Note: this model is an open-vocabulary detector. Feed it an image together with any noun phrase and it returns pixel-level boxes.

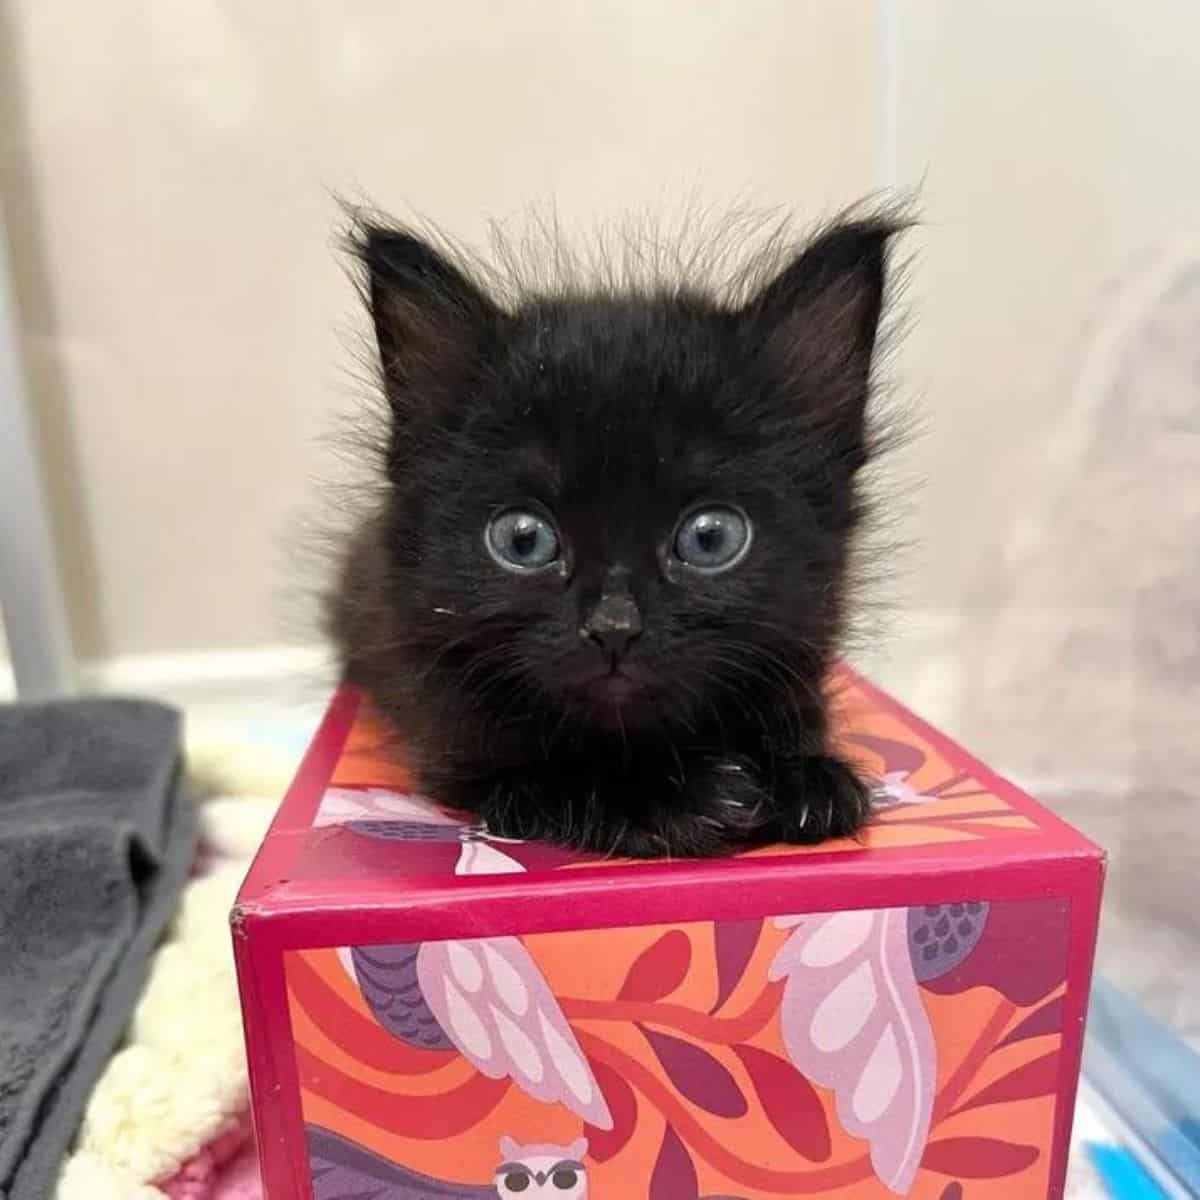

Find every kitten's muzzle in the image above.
[579,591,643,659]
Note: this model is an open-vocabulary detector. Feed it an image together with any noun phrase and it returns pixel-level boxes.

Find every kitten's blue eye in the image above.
[673,505,751,572]
[486,509,561,572]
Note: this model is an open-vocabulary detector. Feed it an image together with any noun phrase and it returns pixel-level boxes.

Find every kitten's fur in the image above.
[329,209,904,857]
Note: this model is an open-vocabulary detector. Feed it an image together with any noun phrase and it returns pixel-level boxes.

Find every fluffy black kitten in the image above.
[329,210,904,857]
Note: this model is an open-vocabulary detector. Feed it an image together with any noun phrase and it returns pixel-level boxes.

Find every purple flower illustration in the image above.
[907,903,990,982]
[916,896,1069,1005]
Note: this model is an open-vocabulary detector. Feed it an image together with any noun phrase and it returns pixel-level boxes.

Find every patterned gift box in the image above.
[232,669,1103,1200]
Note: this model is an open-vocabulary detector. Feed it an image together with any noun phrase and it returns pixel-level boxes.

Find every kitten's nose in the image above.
[580,591,643,659]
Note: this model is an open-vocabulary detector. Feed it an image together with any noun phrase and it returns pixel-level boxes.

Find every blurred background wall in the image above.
[0,0,873,666]
[4,0,1194,711]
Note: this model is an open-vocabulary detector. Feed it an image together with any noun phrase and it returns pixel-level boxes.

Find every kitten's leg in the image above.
[460,751,870,857]
[768,752,873,844]
[666,751,872,851]
[466,771,564,845]
[465,769,658,854]
[467,758,774,858]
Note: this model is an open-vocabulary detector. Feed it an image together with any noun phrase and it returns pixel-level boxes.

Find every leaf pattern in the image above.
[642,1028,748,1117]
[732,1044,831,1162]
[585,1056,639,1162]
[619,930,691,1002]
[711,919,762,1013]
[921,1137,1040,1178]
[846,733,927,776]
[998,995,1063,1048]
[296,868,1072,1200]
[953,1051,1060,1115]
[651,1125,699,1200]
[770,908,936,1195]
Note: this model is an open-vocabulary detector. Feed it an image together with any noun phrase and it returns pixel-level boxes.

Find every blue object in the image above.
[1085,978,1200,1194]
[1087,1142,1168,1199]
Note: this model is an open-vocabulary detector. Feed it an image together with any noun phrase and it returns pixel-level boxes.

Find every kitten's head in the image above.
[335,211,903,745]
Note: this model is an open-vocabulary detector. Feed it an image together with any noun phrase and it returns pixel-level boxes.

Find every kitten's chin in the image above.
[566,671,662,728]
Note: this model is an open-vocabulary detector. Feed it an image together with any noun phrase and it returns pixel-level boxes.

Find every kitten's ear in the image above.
[358,224,499,415]
[742,215,904,464]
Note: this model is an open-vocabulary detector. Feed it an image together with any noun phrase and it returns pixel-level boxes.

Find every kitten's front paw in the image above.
[773,753,872,844]
[656,754,774,858]
[468,775,557,844]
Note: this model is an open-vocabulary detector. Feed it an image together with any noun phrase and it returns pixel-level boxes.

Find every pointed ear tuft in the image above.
[351,221,500,418]
[743,212,908,465]
[752,216,902,358]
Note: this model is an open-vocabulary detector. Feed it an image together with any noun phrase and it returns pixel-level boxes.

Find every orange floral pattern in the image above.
[287,895,1069,1199]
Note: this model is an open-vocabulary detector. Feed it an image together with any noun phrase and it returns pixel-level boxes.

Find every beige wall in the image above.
[885,1,1200,1038]
[882,0,1200,760]
[4,0,1199,748]
[1,0,874,662]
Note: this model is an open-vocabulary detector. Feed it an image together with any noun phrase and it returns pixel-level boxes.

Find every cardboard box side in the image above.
[280,857,1106,1200]
[231,673,1107,1199]
[1046,853,1106,1199]
[252,840,1105,951]
[232,903,313,1200]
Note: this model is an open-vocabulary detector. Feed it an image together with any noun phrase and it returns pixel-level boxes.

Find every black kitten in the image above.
[329,209,904,857]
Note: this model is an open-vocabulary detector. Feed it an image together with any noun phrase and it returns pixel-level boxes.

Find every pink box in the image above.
[233,668,1103,1200]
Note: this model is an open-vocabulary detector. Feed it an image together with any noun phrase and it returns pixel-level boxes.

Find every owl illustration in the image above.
[326,787,612,1130]
[307,1126,591,1199]
[494,1137,589,1198]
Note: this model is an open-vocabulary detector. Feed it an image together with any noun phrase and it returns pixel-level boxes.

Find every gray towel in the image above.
[0,698,196,1200]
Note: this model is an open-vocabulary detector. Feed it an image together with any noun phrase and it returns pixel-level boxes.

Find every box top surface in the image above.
[238,667,1101,924]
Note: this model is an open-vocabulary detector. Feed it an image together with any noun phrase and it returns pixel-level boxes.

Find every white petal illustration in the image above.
[455,840,527,876]
[417,936,612,1130]
[770,907,936,1195]
[314,786,461,828]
